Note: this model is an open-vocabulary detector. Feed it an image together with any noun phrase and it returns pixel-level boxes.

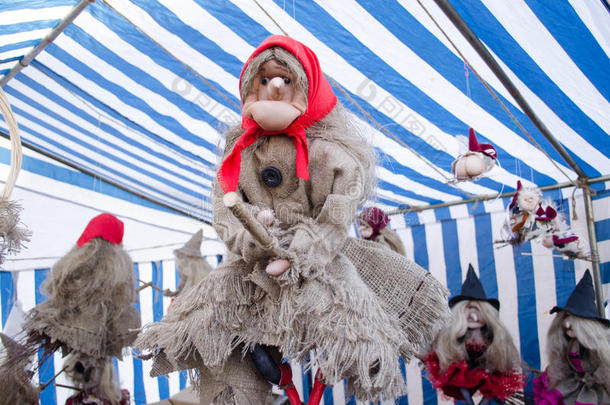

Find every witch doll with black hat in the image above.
[533,270,610,405]
[423,265,525,404]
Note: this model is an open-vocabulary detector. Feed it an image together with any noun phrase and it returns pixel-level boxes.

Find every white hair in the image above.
[433,300,521,373]
[546,311,610,392]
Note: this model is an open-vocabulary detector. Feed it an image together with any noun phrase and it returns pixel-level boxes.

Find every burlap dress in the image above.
[24,239,140,359]
[137,108,449,403]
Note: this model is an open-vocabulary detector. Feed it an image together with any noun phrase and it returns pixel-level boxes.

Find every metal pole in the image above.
[0,0,95,87]
[430,0,587,179]
[583,186,605,316]
[388,175,610,215]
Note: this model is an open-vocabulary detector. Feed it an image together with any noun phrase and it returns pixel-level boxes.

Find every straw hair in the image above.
[240,46,308,104]
[24,237,139,358]
[546,311,610,392]
[433,300,521,373]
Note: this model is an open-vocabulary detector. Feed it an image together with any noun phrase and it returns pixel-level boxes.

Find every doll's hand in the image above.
[266,258,291,276]
[256,209,275,227]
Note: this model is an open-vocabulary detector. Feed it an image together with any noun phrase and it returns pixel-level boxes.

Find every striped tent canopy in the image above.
[1,0,609,221]
[1,1,610,405]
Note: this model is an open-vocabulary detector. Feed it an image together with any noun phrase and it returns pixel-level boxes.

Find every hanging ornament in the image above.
[497,181,543,245]
[451,128,497,182]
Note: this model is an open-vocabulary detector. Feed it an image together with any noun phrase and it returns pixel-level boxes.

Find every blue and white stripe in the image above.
[1,0,608,219]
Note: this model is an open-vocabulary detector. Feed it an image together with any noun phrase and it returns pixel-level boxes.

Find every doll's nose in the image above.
[268,77,285,99]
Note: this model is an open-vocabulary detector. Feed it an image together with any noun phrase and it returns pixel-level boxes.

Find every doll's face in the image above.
[517,189,540,212]
[562,316,577,339]
[358,221,373,238]
[255,60,298,103]
[465,302,485,329]
[242,59,308,131]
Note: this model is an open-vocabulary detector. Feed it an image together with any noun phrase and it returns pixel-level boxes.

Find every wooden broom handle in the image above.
[223,192,283,257]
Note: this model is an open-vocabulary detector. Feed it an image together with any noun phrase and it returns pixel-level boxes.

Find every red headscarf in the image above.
[217,35,337,193]
[77,213,124,247]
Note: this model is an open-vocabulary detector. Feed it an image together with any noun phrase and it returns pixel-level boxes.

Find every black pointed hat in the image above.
[448,264,500,311]
[550,270,609,327]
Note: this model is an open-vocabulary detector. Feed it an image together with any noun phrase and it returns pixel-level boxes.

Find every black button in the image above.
[261,166,282,187]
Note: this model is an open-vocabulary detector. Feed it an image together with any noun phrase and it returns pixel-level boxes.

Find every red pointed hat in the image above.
[509,180,522,210]
[468,128,497,159]
[360,207,389,240]
[217,35,338,193]
[77,213,124,247]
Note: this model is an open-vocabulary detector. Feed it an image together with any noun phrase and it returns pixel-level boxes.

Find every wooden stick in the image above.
[39,365,67,391]
[520,252,565,258]
[223,192,283,257]
[55,383,84,392]
[136,279,164,294]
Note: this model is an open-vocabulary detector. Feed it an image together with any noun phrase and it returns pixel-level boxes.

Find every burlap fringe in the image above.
[341,237,451,357]
[0,333,39,405]
[137,239,450,402]
[0,199,30,265]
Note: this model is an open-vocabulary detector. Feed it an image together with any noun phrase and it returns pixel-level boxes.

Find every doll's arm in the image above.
[282,139,369,279]
[212,180,270,264]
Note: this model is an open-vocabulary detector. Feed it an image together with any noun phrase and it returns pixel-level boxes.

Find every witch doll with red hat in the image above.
[451,128,497,182]
[533,270,610,405]
[136,35,449,405]
[23,213,140,360]
[497,181,544,246]
[358,206,406,255]
[423,265,525,404]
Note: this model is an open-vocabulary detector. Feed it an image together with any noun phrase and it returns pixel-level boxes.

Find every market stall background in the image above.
[1,0,609,404]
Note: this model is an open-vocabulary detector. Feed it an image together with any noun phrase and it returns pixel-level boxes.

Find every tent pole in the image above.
[0,0,95,88]
[583,186,605,316]
[388,175,610,215]
[430,0,587,179]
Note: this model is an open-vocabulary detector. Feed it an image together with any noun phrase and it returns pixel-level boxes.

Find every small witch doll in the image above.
[163,229,212,297]
[533,270,610,405]
[23,213,140,359]
[500,181,543,245]
[451,128,497,182]
[424,265,525,404]
[63,354,130,405]
[137,35,448,405]
[358,207,406,255]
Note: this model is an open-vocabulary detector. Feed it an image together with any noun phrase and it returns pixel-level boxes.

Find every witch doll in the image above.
[451,128,497,182]
[358,206,406,255]
[23,213,140,359]
[424,265,525,404]
[533,270,610,405]
[163,229,212,297]
[136,35,449,405]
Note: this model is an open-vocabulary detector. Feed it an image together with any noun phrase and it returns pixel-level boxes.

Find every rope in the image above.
[0,87,23,200]
[415,0,579,189]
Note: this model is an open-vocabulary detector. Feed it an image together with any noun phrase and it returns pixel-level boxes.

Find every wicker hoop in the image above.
[0,87,22,200]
